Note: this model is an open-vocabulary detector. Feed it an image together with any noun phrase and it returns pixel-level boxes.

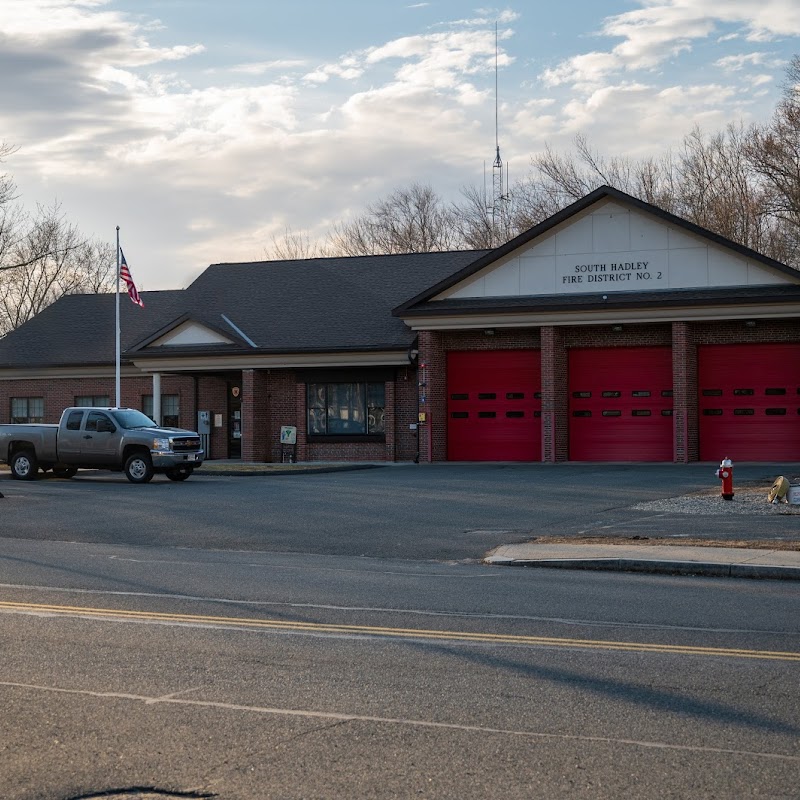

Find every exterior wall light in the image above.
[745,320,757,328]
[611,325,623,332]
[484,328,495,335]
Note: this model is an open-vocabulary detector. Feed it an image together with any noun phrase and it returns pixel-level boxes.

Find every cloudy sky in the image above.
[3,0,800,290]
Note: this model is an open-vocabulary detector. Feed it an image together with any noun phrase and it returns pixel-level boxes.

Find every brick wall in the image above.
[196,376,229,459]
[0,374,195,427]
[395,365,419,462]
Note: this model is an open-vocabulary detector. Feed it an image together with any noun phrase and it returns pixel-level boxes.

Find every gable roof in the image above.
[0,249,487,370]
[393,185,800,317]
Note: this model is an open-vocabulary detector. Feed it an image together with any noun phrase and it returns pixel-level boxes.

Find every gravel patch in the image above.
[632,481,800,516]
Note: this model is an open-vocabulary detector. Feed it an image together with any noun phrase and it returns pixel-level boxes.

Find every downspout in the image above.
[409,338,420,464]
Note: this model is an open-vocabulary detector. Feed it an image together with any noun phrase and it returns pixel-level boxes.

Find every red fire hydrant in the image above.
[715,457,734,500]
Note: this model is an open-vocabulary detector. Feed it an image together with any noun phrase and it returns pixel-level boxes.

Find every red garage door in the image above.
[699,344,800,462]
[569,347,673,461]
[447,350,541,461]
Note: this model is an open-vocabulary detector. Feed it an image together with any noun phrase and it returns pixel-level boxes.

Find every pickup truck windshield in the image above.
[110,409,158,429]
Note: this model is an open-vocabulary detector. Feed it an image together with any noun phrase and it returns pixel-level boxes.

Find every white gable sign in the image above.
[443,201,795,300]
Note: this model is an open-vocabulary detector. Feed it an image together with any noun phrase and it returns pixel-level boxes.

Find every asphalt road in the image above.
[2,463,799,560]
[1,465,798,799]
[0,538,798,799]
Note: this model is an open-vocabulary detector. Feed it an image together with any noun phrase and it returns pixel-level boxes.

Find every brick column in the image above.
[384,380,396,461]
[295,382,308,462]
[672,322,697,463]
[418,330,446,462]
[241,369,270,462]
[540,326,569,462]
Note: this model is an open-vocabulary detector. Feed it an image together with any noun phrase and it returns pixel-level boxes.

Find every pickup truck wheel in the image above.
[165,467,193,481]
[124,452,154,484]
[53,467,78,479]
[11,450,38,481]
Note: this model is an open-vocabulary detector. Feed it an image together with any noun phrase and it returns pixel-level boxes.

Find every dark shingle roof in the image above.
[0,250,487,368]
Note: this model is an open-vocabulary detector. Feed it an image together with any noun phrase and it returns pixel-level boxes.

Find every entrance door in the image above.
[699,343,800,461]
[228,382,242,459]
[569,347,673,461]
[447,350,541,461]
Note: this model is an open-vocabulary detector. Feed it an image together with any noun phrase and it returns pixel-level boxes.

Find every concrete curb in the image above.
[483,556,800,580]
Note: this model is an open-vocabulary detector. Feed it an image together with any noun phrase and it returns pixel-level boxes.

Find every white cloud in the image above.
[230,59,308,75]
[543,1,800,87]
[2,0,799,290]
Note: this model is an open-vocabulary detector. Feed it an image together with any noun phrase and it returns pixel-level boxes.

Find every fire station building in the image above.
[1,186,799,463]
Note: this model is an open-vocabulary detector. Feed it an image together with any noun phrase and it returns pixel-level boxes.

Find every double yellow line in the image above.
[1,600,798,662]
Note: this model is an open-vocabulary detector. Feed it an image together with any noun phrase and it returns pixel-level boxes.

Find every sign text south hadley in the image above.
[562,261,663,285]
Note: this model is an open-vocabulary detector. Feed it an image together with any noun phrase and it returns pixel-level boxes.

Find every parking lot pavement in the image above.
[1,462,798,562]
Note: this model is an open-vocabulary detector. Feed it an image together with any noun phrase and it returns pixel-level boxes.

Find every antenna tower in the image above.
[489,21,511,244]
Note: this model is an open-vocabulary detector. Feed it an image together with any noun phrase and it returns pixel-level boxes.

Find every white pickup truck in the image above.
[0,407,204,483]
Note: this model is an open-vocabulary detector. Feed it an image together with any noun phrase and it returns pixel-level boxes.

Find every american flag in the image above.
[119,248,144,308]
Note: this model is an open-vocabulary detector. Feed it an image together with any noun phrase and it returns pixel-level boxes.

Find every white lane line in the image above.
[0,582,797,637]
[1,679,797,763]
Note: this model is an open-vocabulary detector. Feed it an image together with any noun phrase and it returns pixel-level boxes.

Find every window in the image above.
[10,397,44,424]
[85,411,112,432]
[66,410,84,430]
[307,382,385,436]
[75,395,110,407]
[142,394,180,427]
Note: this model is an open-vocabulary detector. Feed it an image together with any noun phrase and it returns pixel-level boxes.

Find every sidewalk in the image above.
[484,542,800,580]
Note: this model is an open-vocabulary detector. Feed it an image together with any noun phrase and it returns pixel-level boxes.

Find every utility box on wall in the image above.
[198,410,212,459]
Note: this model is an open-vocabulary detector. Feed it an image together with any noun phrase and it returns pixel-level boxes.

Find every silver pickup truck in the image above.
[0,407,204,483]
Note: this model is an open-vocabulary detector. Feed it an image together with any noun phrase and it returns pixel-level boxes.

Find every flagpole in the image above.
[115,225,120,408]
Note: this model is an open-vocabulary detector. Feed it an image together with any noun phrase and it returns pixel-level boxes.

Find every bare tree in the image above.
[0,202,115,335]
[451,184,496,249]
[327,183,461,255]
[0,144,116,334]
[744,55,800,258]
[264,226,329,261]
[513,124,796,264]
